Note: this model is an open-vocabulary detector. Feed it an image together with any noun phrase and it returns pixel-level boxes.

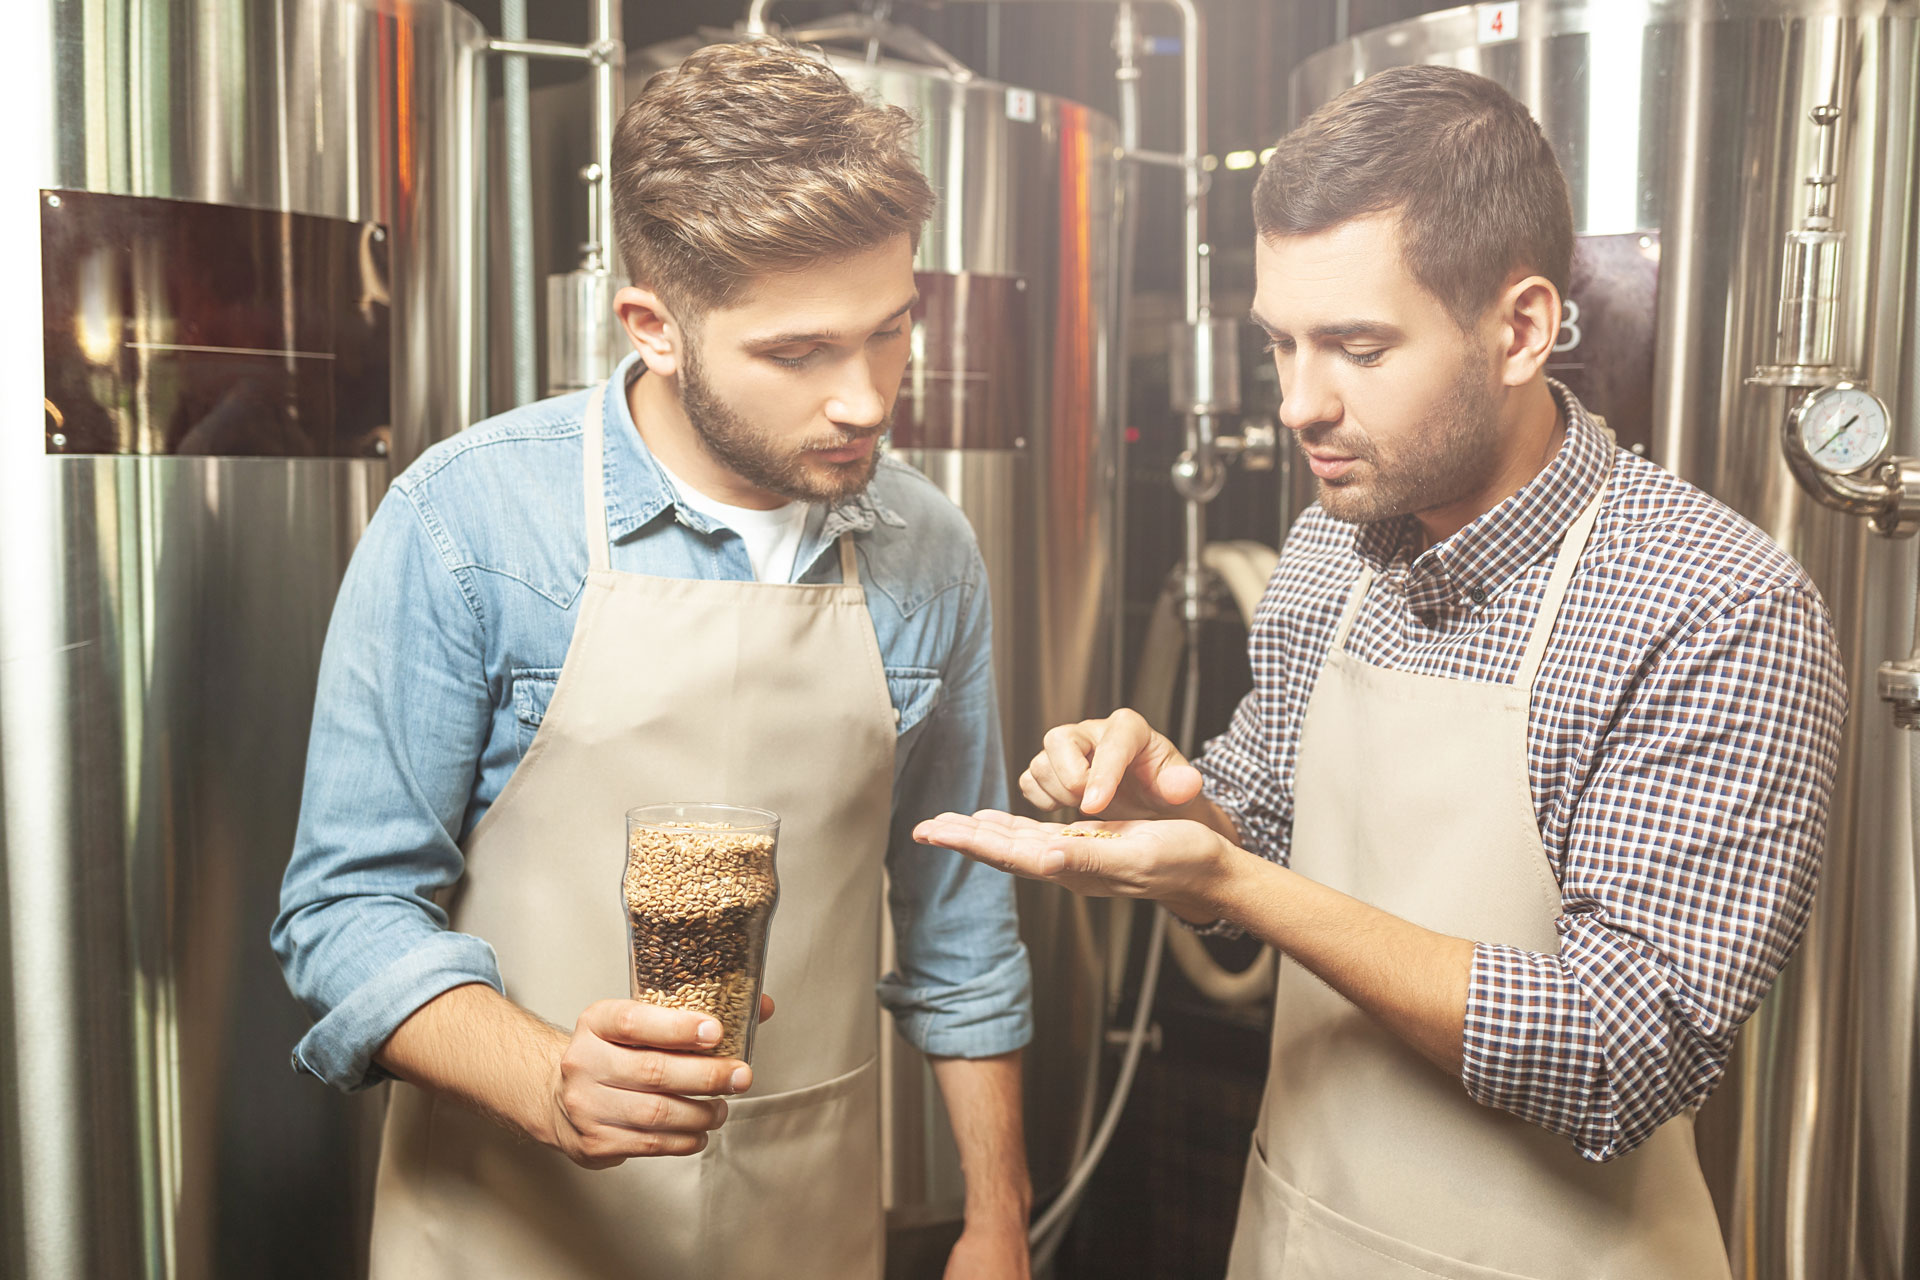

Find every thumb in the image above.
[1135,736,1204,807]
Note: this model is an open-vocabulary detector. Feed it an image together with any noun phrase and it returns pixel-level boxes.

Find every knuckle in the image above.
[636,1053,668,1090]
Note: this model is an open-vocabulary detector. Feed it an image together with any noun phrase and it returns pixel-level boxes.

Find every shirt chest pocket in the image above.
[510,667,563,757]
[885,668,943,739]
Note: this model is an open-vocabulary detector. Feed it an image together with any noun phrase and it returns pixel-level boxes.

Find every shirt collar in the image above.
[597,352,907,545]
[1350,380,1611,615]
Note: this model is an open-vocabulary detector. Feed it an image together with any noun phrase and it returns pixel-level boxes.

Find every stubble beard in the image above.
[1307,350,1504,526]
[678,343,884,504]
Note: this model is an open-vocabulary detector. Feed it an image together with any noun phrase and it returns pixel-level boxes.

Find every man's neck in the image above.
[1414,379,1564,549]
[627,370,787,511]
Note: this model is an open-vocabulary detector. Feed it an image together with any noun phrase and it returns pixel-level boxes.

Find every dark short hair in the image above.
[611,38,935,315]
[1254,65,1573,325]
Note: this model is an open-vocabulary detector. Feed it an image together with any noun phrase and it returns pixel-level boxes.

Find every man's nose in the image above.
[826,354,888,429]
[1277,356,1341,434]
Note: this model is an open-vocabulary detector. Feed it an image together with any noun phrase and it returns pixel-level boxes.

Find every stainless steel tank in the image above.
[1293,4,1919,1276]
[517,36,1124,1252]
[2,2,486,1277]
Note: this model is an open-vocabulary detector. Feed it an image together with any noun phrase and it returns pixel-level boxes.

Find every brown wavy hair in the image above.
[611,39,935,316]
[1254,65,1572,326]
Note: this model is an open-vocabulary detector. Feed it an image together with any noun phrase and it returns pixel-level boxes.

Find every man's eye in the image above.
[767,349,817,368]
[873,325,907,342]
[1344,348,1385,366]
[1262,337,1294,356]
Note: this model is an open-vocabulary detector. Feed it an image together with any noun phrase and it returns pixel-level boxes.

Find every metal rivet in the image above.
[45,193,61,208]
[50,432,67,448]
[371,226,386,242]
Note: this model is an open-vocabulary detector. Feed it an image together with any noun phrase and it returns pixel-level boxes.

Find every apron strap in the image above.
[582,377,613,573]
[1513,464,1611,692]
[1330,567,1376,651]
[838,533,860,585]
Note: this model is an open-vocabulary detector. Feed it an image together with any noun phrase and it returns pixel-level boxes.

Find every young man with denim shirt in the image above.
[275,40,1032,1280]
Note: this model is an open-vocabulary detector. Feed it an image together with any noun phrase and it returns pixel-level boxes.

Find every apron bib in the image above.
[367,379,896,1280]
[1226,456,1732,1279]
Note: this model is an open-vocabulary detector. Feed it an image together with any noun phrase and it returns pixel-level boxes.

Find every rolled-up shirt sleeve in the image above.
[1461,582,1845,1160]
[880,553,1033,1059]
[271,486,502,1092]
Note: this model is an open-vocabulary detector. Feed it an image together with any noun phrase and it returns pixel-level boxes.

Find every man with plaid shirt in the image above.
[915,66,1842,1277]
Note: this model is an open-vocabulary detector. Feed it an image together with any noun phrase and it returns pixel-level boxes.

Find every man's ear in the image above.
[615,285,689,378]
[1492,274,1561,388]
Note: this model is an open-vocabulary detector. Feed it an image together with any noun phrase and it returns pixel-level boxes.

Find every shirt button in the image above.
[1468,586,1488,606]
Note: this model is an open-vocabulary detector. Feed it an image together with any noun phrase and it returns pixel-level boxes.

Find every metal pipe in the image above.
[587,0,622,276]
[501,0,537,408]
[485,36,595,62]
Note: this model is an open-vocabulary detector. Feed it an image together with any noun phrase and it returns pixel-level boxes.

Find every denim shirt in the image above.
[274,356,1032,1091]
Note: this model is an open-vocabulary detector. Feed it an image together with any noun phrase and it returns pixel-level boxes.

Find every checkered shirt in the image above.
[1194,383,1847,1162]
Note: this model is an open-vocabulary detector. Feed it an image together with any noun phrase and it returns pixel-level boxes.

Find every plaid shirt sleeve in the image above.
[1461,581,1846,1161]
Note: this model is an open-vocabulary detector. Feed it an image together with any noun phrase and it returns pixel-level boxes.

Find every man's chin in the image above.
[795,452,881,502]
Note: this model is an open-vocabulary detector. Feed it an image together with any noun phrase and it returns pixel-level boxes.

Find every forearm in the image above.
[1208,851,1473,1075]
[374,981,567,1145]
[929,1050,1031,1228]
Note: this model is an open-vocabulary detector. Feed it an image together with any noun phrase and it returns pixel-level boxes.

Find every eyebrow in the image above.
[1248,309,1403,343]
[747,294,919,348]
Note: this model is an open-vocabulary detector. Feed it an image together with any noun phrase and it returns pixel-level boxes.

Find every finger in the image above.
[759,993,775,1024]
[914,817,1055,879]
[592,1087,731,1135]
[1024,752,1077,811]
[1083,711,1154,814]
[969,810,1063,838]
[1040,724,1096,804]
[583,1041,750,1097]
[583,999,726,1052]
[1018,768,1057,811]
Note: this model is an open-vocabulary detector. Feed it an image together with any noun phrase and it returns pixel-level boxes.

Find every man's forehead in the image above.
[705,240,918,340]
[1253,217,1433,330]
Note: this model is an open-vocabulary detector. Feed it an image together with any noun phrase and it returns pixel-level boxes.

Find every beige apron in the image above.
[367,379,896,1280]
[1225,462,1733,1279]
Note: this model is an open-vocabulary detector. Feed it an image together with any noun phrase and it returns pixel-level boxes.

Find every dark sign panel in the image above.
[41,189,391,457]
[1547,232,1661,459]
[891,271,1032,451]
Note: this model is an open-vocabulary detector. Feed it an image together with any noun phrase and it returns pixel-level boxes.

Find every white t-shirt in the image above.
[651,453,811,584]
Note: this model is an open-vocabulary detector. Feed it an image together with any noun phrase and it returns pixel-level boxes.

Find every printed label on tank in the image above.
[1477,3,1519,43]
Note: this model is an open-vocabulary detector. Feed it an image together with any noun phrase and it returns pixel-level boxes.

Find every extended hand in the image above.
[549,994,774,1169]
[913,810,1230,923]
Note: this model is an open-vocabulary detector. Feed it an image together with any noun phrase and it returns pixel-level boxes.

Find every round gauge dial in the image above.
[1795,383,1892,475]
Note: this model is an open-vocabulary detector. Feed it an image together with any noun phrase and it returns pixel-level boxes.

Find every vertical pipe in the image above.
[501,0,536,407]
[588,0,620,275]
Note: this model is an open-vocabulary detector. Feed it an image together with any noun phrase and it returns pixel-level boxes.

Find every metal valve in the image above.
[1213,418,1278,471]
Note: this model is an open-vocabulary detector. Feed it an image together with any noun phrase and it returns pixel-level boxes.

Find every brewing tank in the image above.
[519,37,1124,1246]
[2,1,487,1276]
[1292,4,1920,1276]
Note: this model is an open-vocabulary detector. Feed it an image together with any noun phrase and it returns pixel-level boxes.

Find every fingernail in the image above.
[730,1067,751,1093]
[698,1020,722,1044]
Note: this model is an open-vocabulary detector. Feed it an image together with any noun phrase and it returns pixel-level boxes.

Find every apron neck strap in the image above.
[582,377,613,573]
[1513,458,1612,690]
[838,533,859,585]
[1330,566,1376,651]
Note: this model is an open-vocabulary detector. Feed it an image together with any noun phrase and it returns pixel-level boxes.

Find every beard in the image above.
[1302,348,1503,526]
[678,343,885,504]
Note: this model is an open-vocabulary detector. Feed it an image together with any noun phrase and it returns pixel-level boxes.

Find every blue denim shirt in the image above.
[274,357,1032,1091]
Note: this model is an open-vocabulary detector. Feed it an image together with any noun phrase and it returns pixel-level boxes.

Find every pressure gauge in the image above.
[1792,382,1892,476]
